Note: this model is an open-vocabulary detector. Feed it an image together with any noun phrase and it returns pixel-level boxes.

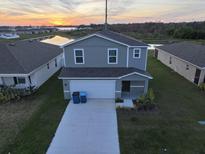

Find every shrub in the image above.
[0,86,31,104]
[199,83,205,91]
[138,88,155,105]
[138,95,146,104]
[136,88,156,111]
[147,88,155,104]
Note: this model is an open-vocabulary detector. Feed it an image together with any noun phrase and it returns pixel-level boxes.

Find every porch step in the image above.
[116,99,134,108]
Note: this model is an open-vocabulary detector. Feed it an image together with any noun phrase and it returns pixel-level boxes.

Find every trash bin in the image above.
[80,92,87,103]
[72,92,80,104]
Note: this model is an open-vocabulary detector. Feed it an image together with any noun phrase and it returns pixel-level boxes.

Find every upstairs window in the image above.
[108,48,118,64]
[74,49,84,64]
[133,48,141,59]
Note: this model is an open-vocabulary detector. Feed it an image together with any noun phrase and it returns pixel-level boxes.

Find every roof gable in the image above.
[63,30,148,48]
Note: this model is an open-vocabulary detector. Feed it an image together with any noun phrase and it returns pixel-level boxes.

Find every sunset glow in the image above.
[0,0,205,26]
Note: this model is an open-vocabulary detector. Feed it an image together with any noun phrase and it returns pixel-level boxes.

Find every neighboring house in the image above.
[41,35,74,47]
[59,30,152,100]
[155,42,205,85]
[0,40,63,89]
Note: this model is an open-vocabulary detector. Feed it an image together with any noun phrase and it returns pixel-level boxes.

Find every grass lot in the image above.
[1,72,67,154]
[118,55,205,154]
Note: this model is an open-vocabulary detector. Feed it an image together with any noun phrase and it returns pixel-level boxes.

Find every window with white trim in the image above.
[74,49,84,64]
[108,48,118,64]
[133,48,141,58]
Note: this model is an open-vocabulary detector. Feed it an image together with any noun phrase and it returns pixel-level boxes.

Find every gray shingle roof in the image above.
[157,42,205,68]
[59,67,152,79]
[0,40,62,74]
[96,30,148,47]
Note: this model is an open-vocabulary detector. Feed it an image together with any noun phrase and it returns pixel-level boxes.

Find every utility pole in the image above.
[105,0,108,30]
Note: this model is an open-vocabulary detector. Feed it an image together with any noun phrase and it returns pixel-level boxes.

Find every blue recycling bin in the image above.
[72,92,80,104]
[80,92,87,103]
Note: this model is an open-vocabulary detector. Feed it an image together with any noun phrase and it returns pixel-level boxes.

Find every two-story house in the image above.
[59,30,152,99]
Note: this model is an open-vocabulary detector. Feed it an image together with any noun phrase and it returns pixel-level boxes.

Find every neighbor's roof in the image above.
[0,40,62,74]
[157,42,205,68]
[59,67,152,79]
[41,35,74,46]
[63,30,148,47]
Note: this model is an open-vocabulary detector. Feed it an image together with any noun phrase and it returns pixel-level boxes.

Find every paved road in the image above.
[47,99,120,154]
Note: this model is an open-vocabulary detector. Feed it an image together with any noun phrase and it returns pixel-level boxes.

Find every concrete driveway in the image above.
[47,99,120,154]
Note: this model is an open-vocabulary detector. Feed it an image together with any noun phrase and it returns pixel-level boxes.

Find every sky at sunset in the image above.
[0,0,205,26]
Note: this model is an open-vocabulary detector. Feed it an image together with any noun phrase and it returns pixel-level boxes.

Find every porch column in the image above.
[115,80,122,98]
[144,80,149,94]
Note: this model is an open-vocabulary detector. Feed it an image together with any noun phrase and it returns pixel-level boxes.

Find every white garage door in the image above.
[70,80,115,98]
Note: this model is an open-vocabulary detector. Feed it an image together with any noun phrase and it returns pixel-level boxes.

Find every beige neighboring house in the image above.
[155,42,205,85]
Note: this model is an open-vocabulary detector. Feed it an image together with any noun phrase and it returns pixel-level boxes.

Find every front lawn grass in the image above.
[118,55,205,154]
[2,72,67,154]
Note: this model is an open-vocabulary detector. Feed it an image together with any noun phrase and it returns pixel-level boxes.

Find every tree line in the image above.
[86,21,205,40]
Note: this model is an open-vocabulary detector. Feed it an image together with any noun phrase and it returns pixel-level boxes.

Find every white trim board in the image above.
[126,47,129,67]
[130,85,144,88]
[119,72,153,79]
[58,77,117,80]
[58,72,153,80]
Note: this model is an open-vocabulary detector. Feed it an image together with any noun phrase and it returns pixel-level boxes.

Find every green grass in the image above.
[2,72,67,154]
[117,55,205,154]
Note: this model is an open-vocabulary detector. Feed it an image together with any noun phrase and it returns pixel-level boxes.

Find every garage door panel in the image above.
[70,80,115,98]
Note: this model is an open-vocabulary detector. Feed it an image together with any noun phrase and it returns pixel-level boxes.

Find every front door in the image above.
[194,69,201,84]
[122,81,130,92]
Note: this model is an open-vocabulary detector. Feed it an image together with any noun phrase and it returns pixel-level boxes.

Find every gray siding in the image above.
[128,47,148,70]
[62,74,149,100]
[64,36,147,70]
[64,36,127,68]
[115,74,149,99]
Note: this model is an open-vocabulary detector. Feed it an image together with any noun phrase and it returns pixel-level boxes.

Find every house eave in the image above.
[62,33,149,48]
[58,72,153,80]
